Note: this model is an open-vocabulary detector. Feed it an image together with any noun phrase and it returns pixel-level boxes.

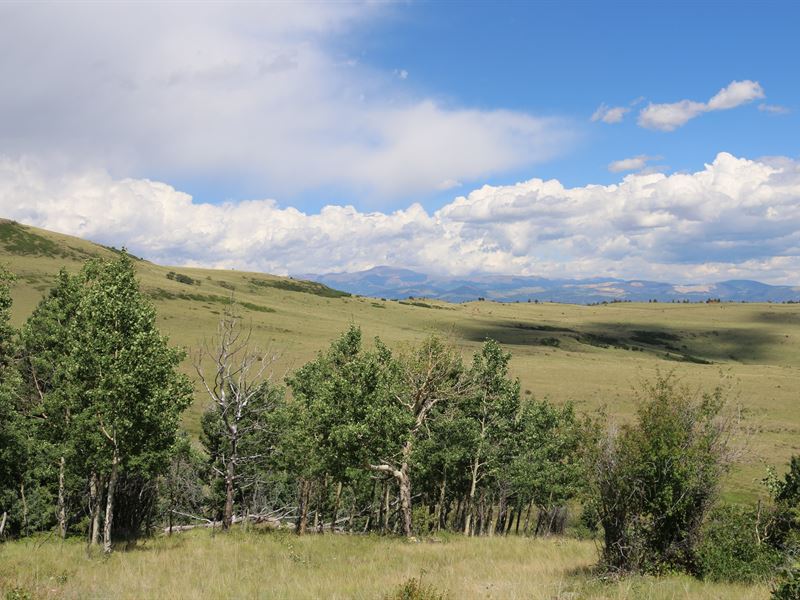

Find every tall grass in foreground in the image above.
[0,531,768,599]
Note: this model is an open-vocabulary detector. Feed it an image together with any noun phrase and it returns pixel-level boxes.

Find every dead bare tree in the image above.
[195,304,279,531]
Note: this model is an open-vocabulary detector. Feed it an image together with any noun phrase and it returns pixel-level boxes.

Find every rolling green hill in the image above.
[2,219,798,500]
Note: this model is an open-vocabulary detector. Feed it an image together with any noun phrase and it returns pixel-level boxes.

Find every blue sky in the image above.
[354,1,799,206]
[168,1,800,210]
[1,1,800,283]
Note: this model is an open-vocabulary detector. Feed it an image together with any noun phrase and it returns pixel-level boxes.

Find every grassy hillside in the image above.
[2,219,799,500]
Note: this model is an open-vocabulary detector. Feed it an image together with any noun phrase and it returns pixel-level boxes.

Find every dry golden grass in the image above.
[0,530,769,599]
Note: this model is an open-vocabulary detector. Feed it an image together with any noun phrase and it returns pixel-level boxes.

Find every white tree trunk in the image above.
[57,455,67,539]
[103,451,119,554]
[89,472,101,546]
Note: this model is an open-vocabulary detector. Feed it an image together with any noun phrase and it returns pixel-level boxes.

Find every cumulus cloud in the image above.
[608,155,660,173]
[0,2,572,204]
[638,80,765,131]
[3,153,800,284]
[591,103,630,124]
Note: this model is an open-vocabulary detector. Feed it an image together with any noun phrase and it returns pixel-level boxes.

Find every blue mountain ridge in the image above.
[299,266,800,304]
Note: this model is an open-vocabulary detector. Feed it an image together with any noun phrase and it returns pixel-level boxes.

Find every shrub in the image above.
[772,563,800,600]
[586,372,736,575]
[384,577,447,600]
[697,505,783,583]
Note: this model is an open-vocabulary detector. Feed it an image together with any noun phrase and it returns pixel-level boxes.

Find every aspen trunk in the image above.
[103,451,119,554]
[477,491,486,536]
[57,455,67,539]
[364,480,377,533]
[0,511,7,537]
[398,466,412,537]
[223,457,235,530]
[523,500,533,535]
[316,476,328,533]
[435,474,447,532]
[331,481,343,531]
[20,482,28,535]
[296,478,310,535]
[493,491,507,537]
[89,472,101,546]
[396,440,414,537]
[464,452,480,535]
[381,481,390,533]
[505,504,515,535]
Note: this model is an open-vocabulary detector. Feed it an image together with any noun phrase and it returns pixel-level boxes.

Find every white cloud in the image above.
[608,155,660,173]
[4,152,800,284]
[759,103,790,115]
[591,103,630,124]
[0,3,573,204]
[706,80,764,110]
[638,80,765,131]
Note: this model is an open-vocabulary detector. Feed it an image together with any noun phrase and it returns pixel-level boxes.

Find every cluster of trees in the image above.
[0,256,192,552]
[0,254,583,551]
[1,253,798,592]
[195,315,583,540]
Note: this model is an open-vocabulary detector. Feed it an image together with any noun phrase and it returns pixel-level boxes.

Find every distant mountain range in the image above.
[301,266,800,304]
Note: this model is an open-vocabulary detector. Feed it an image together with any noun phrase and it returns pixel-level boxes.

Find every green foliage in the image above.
[0,221,63,257]
[506,399,583,512]
[776,457,800,507]
[4,587,33,600]
[147,289,275,313]
[384,577,448,600]
[587,372,733,575]
[697,505,783,583]
[772,562,800,600]
[7,255,192,544]
[0,265,26,536]
[75,254,193,476]
[249,276,350,298]
[200,378,284,517]
[287,326,401,480]
[769,456,800,570]
[166,271,197,286]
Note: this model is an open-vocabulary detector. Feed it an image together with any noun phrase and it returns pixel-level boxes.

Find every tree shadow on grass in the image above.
[454,319,780,365]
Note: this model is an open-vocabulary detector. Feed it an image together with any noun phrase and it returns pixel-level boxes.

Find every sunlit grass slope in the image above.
[0,530,769,600]
[2,219,799,499]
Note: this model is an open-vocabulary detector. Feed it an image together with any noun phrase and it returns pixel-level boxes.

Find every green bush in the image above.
[697,505,783,583]
[384,577,447,600]
[772,563,800,600]
[586,373,735,575]
[4,588,33,600]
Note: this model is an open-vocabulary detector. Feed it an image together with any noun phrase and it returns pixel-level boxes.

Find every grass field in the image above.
[0,529,770,599]
[3,219,799,501]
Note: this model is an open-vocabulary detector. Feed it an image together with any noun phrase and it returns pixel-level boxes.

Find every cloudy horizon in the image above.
[5,151,800,286]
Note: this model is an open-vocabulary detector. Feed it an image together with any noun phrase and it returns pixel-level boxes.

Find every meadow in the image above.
[0,529,769,600]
